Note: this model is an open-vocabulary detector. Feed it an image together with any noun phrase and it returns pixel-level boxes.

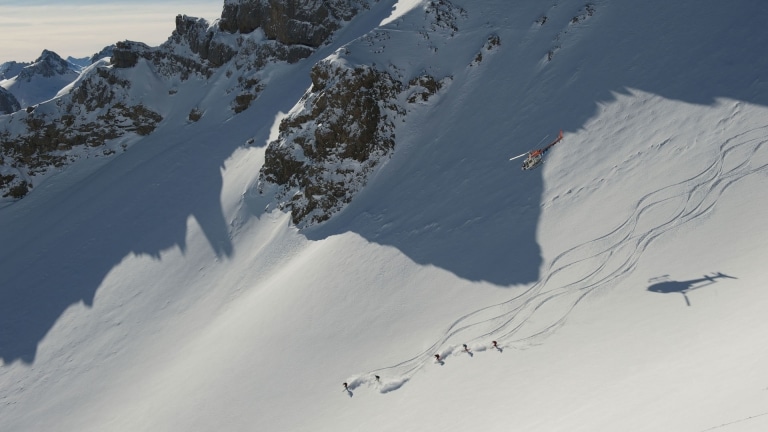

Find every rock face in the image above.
[0,61,164,199]
[90,45,115,64]
[0,87,21,114]
[0,61,30,80]
[259,62,402,226]
[259,60,446,227]
[174,0,369,69]
[219,0,363,46]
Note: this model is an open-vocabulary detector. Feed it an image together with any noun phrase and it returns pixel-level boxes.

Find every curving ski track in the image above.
[348,126,768,392]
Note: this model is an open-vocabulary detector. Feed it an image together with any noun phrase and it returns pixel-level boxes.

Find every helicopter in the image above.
[510,130,564,170]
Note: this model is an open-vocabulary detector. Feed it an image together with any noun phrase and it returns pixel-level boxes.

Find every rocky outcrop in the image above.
[254,0,473,227]
[111,41,150,69]
[111,0,369,75]
[110,39,216,81]
[259,63,402,226]
[259,61,446,226]
[175,0,366,70]
[219,0,364,46]
[0,65,163,199]
[173,15,237,67]
[16,50,72,80]
[0,87,21,114]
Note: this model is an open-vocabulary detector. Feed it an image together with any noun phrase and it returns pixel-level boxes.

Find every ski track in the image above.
[348,126,768,393]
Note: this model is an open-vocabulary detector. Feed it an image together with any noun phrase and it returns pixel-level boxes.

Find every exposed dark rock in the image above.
[0,62,163,199]
[1,0,376,200]
[231,76,264,113]
[424,0,468,35]
[90,45,116,64]
[3,180,29,199]
[260,62,404,225]
[0,87,21,114]
[174,15,237,67]
[188,108,203,122]
[220,0,364,47]
[111,37,215,80]
[71,68,130,111]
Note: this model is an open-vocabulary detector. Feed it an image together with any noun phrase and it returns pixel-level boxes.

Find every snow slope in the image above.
[2,1,768,431]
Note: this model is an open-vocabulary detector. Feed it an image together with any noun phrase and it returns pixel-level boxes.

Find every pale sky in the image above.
[0,0,224,63]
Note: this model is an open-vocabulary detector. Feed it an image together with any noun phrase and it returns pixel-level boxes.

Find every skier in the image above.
[374,375,380,382]
[463,344,471,353]
[343,382,349,391]
[434,354,441,362]
[491,340,498,349]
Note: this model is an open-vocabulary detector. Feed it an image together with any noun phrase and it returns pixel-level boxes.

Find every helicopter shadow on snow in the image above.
[647,272,737,306]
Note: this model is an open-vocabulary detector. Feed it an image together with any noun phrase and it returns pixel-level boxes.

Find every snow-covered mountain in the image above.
[1,0,768,431]
[0,49,81,108]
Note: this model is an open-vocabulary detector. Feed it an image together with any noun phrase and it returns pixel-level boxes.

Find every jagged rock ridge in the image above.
[0,0,374,200]
[15,50,73,80]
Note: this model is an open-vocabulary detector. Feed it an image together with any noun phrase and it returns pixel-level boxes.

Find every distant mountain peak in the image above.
[17,50,73,80]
